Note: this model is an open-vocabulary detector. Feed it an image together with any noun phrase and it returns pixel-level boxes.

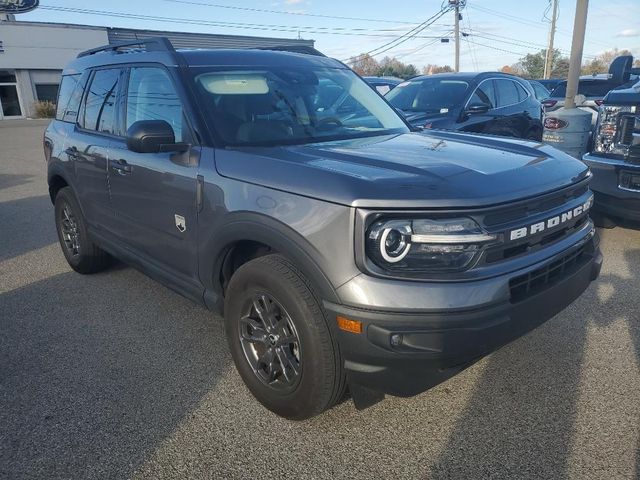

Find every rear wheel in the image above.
[54,187,111,273]
[224,254,345,420]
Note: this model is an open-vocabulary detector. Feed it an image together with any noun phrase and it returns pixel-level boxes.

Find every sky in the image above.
[13,0,640,71]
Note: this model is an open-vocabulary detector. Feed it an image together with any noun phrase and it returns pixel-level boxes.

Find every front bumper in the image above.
[583,153,640,221]
[325,233,602,397]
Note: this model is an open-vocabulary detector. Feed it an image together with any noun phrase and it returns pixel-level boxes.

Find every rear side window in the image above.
[55,74,83,122]
[514,81,529,101]
[495,79,523,107]
[125,67,183,141]
[531,82,550,100]
[469,80,496,108]
[80,68,121,134]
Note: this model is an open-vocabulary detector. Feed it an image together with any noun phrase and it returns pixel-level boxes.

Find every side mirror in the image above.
[465,103,491,115]
[126,120,187,154]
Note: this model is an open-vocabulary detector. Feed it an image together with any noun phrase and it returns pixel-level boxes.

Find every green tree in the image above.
[378,56,418,79]
[551,57,570,78]
[515,48,566,79]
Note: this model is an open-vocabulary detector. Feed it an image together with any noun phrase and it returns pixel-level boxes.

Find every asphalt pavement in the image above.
[1,120,638,479]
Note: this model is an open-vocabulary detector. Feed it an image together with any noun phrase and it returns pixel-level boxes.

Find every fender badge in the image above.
[175,214,186,233]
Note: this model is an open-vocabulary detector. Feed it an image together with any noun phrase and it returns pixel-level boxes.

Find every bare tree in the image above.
[422,64,454,75]
[581,48,634,75]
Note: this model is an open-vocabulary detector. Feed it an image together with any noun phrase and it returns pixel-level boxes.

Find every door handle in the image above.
[111,159,132,175]
[64,146,79,159]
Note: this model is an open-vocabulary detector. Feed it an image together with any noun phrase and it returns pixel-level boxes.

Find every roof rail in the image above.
[254,45,326,57]
[77,37,176,58]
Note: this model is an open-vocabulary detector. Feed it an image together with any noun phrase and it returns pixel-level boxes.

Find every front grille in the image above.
[479,179,592,267]
[619,112,640,163]
[485,215,589,264]
[483,183,588,227]
[509,245,589,303]
[619,115,635,145]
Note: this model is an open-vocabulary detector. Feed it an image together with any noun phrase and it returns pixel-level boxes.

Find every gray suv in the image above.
[44,38,602,419]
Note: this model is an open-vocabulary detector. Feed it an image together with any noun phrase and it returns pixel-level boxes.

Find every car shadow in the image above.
[429,241,640,479]
[0,267,231,479]
[0,195,57,261]
[0,173,36,191]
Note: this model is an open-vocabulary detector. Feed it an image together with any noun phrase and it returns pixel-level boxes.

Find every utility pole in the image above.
[564,0,589,109]
[454,1,460,72]
[543,0,559,79]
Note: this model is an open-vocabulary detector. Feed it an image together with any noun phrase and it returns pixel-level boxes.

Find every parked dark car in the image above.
[582,79,640,226]
[44,38,601,419]
[385,72,544,140]
[362,76,403,95]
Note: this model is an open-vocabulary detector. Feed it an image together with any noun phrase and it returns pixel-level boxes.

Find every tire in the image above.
[224,254,345,420]
[54,187,111,274]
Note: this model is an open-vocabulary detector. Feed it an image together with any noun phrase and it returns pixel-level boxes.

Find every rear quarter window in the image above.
[495,79,522,107]
[55,74,84,122]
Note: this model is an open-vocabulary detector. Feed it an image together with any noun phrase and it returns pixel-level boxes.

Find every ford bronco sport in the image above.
[44,38,602,420]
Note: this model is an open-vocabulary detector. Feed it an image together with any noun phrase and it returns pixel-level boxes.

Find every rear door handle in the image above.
[64,146,79,159]
[111,158,132,175]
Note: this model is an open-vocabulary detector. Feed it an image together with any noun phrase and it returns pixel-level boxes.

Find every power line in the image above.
[345,6,452,63]
[463,40,531,57]
[463,11,479,71]
[395,35,451,60]
[162,0,420,25]
[40,6,451,38]
[468,3,611,49]
[467,29,597,59]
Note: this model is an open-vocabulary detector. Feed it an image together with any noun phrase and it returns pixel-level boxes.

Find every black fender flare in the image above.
[201,212,341,311]
[47,163,80,207]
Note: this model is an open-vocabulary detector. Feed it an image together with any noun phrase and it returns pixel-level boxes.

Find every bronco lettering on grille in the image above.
[509,196,593,241]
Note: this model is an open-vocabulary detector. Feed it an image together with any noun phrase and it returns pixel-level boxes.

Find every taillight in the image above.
[542,100,558,108]
[544,117,568,130]
[594,99,604,106]
[423,123,432,129]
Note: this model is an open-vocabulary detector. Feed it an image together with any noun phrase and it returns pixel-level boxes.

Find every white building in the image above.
[0,19,314,119]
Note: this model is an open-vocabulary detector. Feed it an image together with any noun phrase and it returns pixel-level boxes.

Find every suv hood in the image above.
[216,131,590,208]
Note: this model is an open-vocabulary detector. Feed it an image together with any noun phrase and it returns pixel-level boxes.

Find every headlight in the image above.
[593,105,636,157]
[366,217,496,274]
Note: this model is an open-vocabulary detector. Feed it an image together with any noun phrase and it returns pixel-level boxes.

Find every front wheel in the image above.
[224,254,345,420]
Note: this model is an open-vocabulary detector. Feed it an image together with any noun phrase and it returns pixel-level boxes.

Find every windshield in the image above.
[193,66,408,146]
[385,78,470,113]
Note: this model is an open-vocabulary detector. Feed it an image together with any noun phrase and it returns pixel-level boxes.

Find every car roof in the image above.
[363,76,403,83]
[63,45,345,74]
[404,72,522,82]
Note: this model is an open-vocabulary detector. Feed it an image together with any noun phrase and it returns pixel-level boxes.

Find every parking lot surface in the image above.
[1,121,638,479]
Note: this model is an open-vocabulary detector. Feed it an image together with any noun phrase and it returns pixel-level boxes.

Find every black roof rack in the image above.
[254,45,326,57]
[77,37,175,58]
